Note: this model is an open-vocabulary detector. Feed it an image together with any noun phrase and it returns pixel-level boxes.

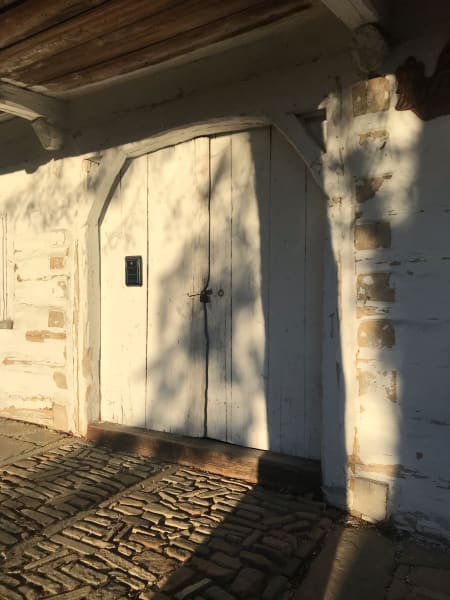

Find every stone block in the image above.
[357,369,397,403]
[353,77,391,116]
[355,222,391,250]
[48,310,65,328]
[357,273,395,303]
[352,477,388,522]
[358,320,395,348]
[355,174,391,203]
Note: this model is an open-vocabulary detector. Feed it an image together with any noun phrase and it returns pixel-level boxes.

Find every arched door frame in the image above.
[78,111,325,437]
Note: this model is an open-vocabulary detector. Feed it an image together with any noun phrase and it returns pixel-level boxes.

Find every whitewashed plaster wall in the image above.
[0,27,448,540]
[323,33,450,540]
[0,155,93,432]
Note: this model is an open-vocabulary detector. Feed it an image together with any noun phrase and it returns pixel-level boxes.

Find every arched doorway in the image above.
[100,126,325,459]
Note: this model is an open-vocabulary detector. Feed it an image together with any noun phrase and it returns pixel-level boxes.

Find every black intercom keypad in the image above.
[125,256,143,286]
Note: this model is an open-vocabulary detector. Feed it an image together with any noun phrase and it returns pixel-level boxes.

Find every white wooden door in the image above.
[100,155,148,427]
[207,128,323,458]
[146,138,209,436]
[100,127,324,458]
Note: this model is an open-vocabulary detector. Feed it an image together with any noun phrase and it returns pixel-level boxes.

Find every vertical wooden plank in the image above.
[230,128,270,450]
[207,134,232,442]
[268,128,306,457]
[118,156,148,428]
[100,155,148,427]
[100,170,123,424]
[146,138,208,436]
[304,169,325,459]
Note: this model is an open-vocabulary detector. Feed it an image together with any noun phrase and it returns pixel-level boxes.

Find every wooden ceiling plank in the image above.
[0,0,184,75]
[43,0,313,91]
[13,0,287,85]
[0,0,109,50]
[0,0,23,10]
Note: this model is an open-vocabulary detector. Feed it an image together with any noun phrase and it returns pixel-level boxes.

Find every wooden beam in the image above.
[87,422,322,492]
[12,0,297,86]
[0,83,65,149]
[39,0,312,91]
[321,0,385,29]
[0,0,108,50]
[0,82,63,120]
[269,111,325,191]
[0,0,198,76]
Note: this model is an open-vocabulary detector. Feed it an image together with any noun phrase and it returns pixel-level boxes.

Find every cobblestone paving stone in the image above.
[386,540,450,600]
[0,459,338,599]
[0,441,169,557]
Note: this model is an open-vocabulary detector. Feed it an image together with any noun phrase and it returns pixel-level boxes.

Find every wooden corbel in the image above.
[0,83,65,150]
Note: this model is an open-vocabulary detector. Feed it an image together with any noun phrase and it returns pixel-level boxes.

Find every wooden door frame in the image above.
[78,112,325,435]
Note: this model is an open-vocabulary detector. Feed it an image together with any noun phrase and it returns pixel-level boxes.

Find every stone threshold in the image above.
[87,422,321,493]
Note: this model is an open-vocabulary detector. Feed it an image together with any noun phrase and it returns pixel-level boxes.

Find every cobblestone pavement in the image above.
[0,437,338,599]
[0,428,448,600]
[0,419,66,467]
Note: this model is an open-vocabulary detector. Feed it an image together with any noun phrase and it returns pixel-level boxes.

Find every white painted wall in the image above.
[322,36,450,540]
[0,20,448,539]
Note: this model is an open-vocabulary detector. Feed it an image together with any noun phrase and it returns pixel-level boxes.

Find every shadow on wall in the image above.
[1,51,449,600]
[100,126,327,462]
[348,80,450,539]
[319,60,450,594]
[96,125,347,596]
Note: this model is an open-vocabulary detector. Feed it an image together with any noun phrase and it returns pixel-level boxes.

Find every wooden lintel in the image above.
[0,82,65,149]
[87,422,322,492]
[321,0,385,29]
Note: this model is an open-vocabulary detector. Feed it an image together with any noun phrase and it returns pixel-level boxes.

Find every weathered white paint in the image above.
[100,156,148,427]
[146,138,209,436]
[0,17,448,539]
[100,127,324,458]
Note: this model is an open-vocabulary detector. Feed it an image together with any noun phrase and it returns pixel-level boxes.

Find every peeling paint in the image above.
[25,330,66,343]
[355,222,391,250]
[347,427,361,474]
[356,306,389,318]
[352,77,390,117]
[358,129,389,149]
[357,368,397,402]
[355,174,392,203]
[357,272,395,303]
[48,310,65,328]
[50,256,65,270]
[52,403,68,430]
[82,346,93,379]
[357,320,395,349]
[2,357,31,366]
[53,371,68,389]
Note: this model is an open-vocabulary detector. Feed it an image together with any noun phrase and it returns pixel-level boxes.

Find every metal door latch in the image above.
[199,289,212,303]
